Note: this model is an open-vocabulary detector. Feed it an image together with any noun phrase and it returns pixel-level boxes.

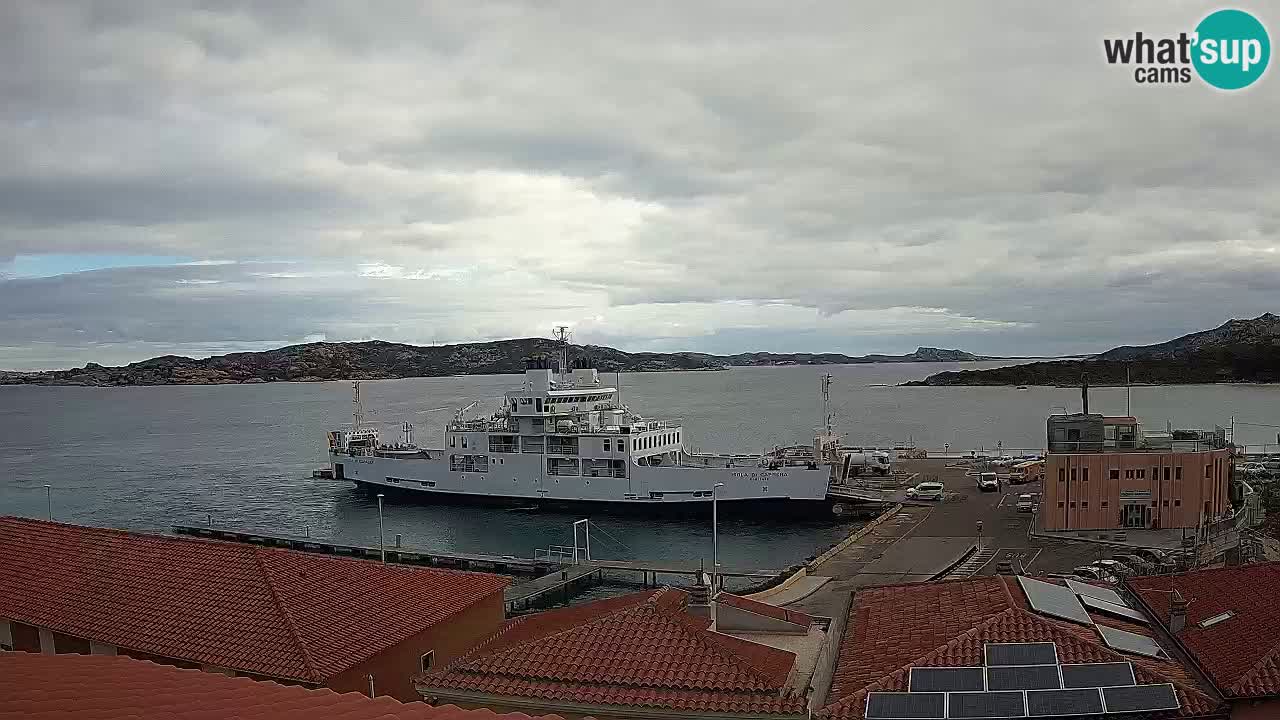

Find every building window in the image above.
[1137,469,1145,479]
[1059,468,1066,482]
[1175,466,1182,480]
[1163,500,1169,506]
[1109,469,1120,480]
[1082,468,1089,482]
[1058,502,1065,508]
[1205,464,1212,478]
[1164,467,1171,482]
[450,436,455,448]
[1101,501,1108,508]
[421,651,434,672]
[1125,469,1134,479]
[1175,499,1182,507]
[1071,468,1077,482]
[1081,502,1089,509]
[1070,502,1076,508]
[603,439,610,452]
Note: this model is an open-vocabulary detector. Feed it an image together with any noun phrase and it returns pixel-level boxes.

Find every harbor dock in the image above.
[172,524,782,614]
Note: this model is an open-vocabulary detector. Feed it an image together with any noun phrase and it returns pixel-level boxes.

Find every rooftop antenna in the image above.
[820,373,834,435]
[1081,373,1090,415]
[352,381,364,430]
[553,325,572,383]
[402,421,414,446]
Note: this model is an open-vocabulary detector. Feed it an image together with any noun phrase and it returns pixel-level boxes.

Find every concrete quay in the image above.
[787,459,1110,618]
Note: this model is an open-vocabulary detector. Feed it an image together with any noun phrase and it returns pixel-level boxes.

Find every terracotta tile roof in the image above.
[0,651,562,720]
[717,592,815,626]
[820,576,1226,720]
[1129,562,1280,699]
[0,517,509,683]
[420,588,807,716]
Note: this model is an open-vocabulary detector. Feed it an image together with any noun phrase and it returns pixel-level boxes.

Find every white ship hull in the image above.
[329,449,831,508]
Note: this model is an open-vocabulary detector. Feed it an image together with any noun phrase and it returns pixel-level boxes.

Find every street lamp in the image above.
[712,482,725,592]
[376,493,386,563]
[43,484,51,521]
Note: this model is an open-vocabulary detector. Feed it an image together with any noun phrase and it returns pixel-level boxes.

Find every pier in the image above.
[171,524,782,614]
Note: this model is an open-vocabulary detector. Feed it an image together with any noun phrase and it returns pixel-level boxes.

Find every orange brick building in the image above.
[1040,414,1232,531]
[0,517,509,701]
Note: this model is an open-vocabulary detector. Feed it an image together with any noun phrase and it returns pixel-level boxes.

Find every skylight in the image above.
[1198,611,1235,628]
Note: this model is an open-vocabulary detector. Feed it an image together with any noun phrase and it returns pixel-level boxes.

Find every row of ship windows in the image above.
[451,434,680,452]
[633,431,679,451]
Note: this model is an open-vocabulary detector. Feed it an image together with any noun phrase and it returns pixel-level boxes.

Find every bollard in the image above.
[395,533,402,548]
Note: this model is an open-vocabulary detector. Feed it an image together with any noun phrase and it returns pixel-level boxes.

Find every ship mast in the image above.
[352,381,364,431]
[820,373,834,436]
[553,325,572,383]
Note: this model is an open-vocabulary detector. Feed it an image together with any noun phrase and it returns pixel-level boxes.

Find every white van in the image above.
[908,481,945,501]
[977,472,999,492]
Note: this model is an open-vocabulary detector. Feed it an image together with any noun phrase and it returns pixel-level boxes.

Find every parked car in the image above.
[1072,566,1118,584]
[1133,547,1171,565]
[1112,554,1151,574]
[1092,559,1135,577]
[977,472,1000,492]
[907,481,945,501]
[1239,462,1270,478]
[1016,494,1035,513]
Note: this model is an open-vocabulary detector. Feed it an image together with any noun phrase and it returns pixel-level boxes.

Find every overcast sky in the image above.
[2,2,1277,370]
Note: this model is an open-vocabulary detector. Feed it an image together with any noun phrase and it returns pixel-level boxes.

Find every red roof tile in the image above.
[420,588,806,716]
[820,576,1226,720]
[1129,562,1280,699]
[0,651,562,720]
[0,517,509,683]
[717,593,815,627]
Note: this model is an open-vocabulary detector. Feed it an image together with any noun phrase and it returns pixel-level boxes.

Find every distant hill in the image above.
[905,313,1280,386]
[0,341,995,387]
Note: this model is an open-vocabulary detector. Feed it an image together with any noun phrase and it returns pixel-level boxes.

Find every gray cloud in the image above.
[1,1,1278,369]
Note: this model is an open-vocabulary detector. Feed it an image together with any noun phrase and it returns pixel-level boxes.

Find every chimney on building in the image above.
[1170,590,1188,634]
[687,571,712,619]
[1081,373,1090,415]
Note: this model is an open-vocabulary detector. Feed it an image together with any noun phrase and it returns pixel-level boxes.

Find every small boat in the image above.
[1016,385,1028,390]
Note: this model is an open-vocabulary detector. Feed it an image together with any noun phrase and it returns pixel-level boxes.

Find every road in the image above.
[789,459,1107,618]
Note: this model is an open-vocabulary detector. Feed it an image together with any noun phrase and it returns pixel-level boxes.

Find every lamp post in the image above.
[376,493,386,563]
[44,484,51,521]
[712,482,725,592]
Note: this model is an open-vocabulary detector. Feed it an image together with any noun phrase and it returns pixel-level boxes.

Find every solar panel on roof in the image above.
[1064,579,1126,606]
[1102,683,1180,713]
[946,691,1027,719]
[1096,624,1168,659]
[1079,594,1148,624]
[986,665,1062,691]
[908,667,985,692]
[1060,662,1136,689]
[984,642,1059,666]
[1017,576,1093,625]
[1026,688,1105,717]
[865,692,946,719]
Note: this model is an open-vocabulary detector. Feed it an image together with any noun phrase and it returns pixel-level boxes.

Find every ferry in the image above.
[323,336,888,515]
